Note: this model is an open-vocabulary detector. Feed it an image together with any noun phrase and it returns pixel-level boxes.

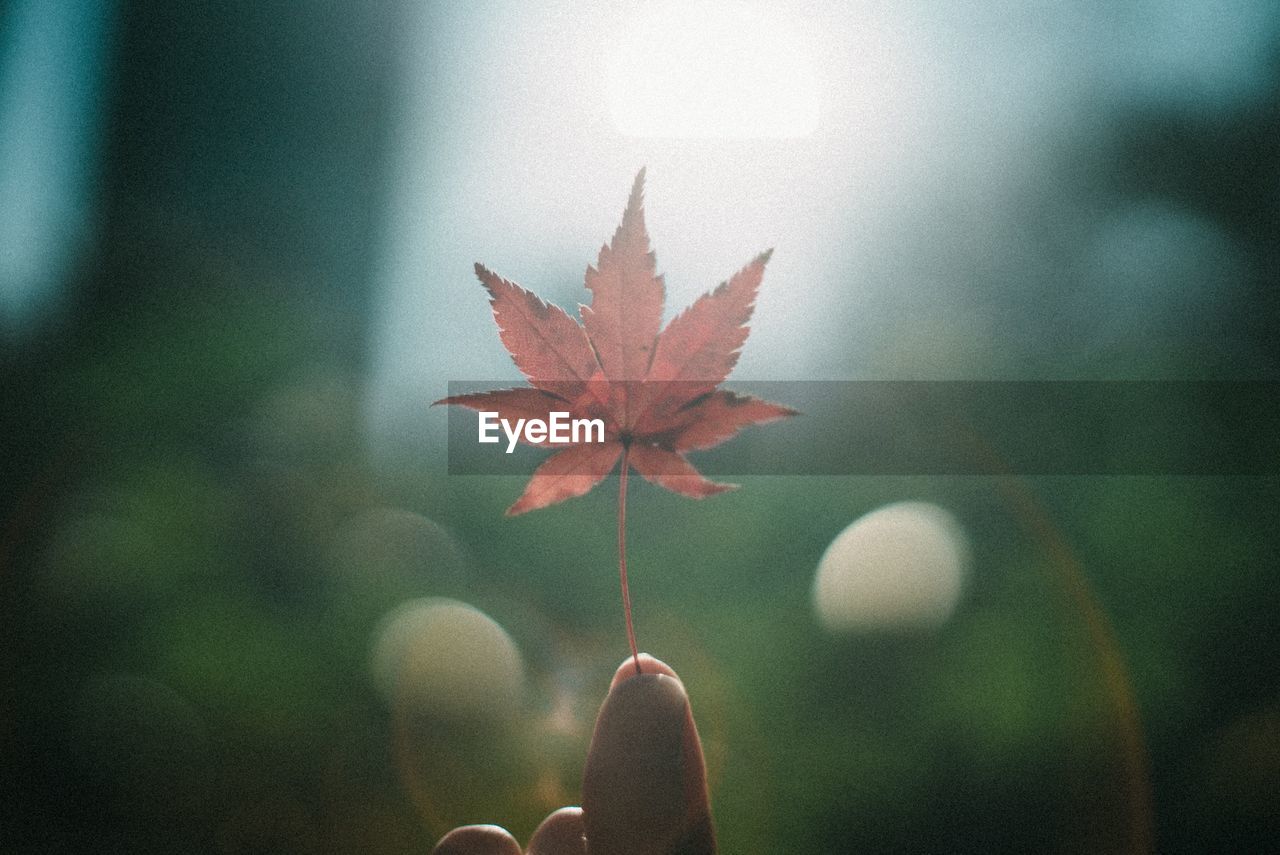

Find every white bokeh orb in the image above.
[813,501,969,632]
[370,598,523,720]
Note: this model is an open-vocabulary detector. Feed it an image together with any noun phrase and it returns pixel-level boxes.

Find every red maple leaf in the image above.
[438,169,795,513]
[436,169,795,669]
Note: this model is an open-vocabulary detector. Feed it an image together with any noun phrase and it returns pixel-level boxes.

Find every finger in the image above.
[432,824,523,855]
[582,655,716,855]
[526,806,587,855]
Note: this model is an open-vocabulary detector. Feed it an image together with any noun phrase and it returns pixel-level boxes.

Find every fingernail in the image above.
[609,653,679,691]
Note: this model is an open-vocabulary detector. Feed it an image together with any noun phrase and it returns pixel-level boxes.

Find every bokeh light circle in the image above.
[370,597,523,721]
[813,501,969,632]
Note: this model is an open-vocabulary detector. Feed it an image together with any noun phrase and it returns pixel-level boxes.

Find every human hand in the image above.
[431,654,715,855]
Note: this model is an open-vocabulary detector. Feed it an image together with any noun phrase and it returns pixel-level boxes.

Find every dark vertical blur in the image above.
[93,0,402,337]
[2,0,406,495]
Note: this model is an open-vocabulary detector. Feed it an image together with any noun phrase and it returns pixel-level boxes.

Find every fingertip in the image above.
[609,653,680,691]
[526,806,587,855]
[431,825,522,855]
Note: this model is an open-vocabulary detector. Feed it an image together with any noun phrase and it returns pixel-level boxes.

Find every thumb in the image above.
[581,654,716,855]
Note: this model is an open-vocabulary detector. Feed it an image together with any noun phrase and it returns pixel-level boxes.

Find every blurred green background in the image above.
[2,1,1278,852]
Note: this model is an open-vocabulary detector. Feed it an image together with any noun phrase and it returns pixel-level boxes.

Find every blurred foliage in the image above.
[2,272,1276,850]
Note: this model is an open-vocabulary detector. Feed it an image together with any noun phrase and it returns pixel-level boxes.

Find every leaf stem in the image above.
[618,442,641,675]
